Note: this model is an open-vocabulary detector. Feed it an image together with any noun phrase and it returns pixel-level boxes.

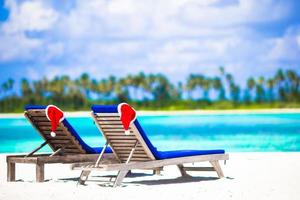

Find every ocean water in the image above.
[0,113,300,153]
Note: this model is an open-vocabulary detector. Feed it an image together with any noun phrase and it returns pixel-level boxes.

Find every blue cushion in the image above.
[25,105,112,154]
[91,105,225,160]
[156,149,225,159]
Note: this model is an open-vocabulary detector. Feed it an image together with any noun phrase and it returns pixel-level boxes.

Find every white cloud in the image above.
[0,0,59,61]
[0,0,299,83]
[3,0,58,33]
[180,0,290,28]
[267,26,300,62]
[0,32,42,61]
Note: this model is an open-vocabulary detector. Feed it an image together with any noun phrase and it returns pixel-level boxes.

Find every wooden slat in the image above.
[113,144,143,148]
[106,132,129,136]
[110,143,143,147]
[115,149,145,153]
[48,140,70,144]
[31,117,49,122]
[99,125,125,129]
[105,131,134,134]
[39,126,63,131]
[52,144,77,149]
[110,140,137,143]
[42,130,66,135]
[96,113,120,117]
[96,117,120,121]
[114,150,144,154]
[106,136,136,140]
[114,149,144,153]
[26,111,46,117]
[102,129,132,132]
[114,147,145,152]
[36,122,51,126]
[118,154,149,158]
[63,149,82,153]
[44,135,70,140]
[97,121,122,125]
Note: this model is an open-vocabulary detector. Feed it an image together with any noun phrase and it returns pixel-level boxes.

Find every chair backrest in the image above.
[25,107,87,155]
[92,106,156,163]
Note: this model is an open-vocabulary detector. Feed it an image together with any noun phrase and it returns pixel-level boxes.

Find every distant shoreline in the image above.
[1,108,300,118]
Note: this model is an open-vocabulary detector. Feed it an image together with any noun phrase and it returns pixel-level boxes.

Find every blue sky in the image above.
[0,0,300,86]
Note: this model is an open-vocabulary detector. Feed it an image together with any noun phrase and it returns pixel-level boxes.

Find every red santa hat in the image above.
[117,103,137,135]
[45,105,65,137]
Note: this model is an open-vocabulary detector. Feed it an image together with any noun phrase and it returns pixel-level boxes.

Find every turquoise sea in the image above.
[0,113,300,153]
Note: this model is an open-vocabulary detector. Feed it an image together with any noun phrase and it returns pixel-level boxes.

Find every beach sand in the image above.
[0,153,299,200]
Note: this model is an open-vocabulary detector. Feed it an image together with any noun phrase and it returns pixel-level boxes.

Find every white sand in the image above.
[0,153,299,200]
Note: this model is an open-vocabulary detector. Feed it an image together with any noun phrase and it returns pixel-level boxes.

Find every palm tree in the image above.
[32,78,48,104]
[186,74,197,99]
[212,77,225,100]
[176,82,183,100]
[186,74,206,100]
[231,83,240,104]
[1,78,14,97]
[286,70,299,101]
[21,78,33,104]
[106,76,117,98]
[274,69,286,101]
[255,76,265,103]
[225,73,240,103]
[244,78,255,103]
[114,77,130,102]
[77,73,91,98]
[0,78,14,111]
[202,78,211,101]
[146,74,175,105]
[266,78,275,102]
[218,66,227,99]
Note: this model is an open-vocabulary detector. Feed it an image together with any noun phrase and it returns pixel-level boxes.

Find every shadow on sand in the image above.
[58,173,234,186]
[128,176,220,186]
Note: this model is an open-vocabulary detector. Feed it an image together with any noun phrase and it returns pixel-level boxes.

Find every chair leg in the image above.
[210,161,224,178]
[153,167,163,175]
[36,163,44,182]
[7,162,16,182]
[177,164,190,177]
[113,170,129,187]
[78,170,91,185]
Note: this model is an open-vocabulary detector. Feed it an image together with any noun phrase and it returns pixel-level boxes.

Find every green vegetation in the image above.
[0,68,300,112]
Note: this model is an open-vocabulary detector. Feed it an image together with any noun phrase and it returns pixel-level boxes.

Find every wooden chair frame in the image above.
[74,112,229,187]
[6,109,116,182]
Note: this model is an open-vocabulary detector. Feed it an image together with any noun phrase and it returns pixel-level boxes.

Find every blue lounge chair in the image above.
[77,105,229,187]
[24,105,113,155]
[6,105,115,183]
